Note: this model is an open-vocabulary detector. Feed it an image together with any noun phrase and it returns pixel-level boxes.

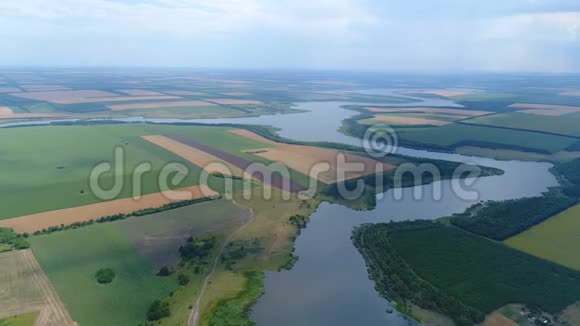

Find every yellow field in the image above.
[0,185,218,233]
[230,129,395,184]
[141,135,244,177]
[506,204,580,270]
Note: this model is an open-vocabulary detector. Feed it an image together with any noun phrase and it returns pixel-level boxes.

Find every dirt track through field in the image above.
[167,135,307,192]
[0,250,75,326]
[188,200,255,326]
[0,185,218,233]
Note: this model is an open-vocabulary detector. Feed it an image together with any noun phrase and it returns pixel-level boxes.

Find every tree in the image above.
[157,266,171,276]
[147,300,170,321]
[95,268,115,284]
[178,274,190,286]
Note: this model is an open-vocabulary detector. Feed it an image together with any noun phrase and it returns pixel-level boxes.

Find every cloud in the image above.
[483,11,580,41]
[0,0,375,38]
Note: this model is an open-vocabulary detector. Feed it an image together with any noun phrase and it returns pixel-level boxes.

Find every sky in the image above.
[0,0,579,72]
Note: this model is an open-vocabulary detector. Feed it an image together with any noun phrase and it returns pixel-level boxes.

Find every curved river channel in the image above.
[1,92,559,325]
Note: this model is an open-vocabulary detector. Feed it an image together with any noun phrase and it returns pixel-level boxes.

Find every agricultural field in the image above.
[464,111,580,137]
[0,123,298,221]
[0,70,424,122]
[394,123,577,154]
[0,250,74,326]
[506,204,580,271]
[29,199,248,326]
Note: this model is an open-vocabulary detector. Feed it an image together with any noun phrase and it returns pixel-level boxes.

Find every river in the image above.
[0,91,559,325]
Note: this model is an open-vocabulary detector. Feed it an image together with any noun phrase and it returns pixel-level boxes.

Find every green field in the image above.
[506,204,580,270]
[29,199,245,326]
[0,312,38,326]
[465,112,580,137]
[354,221,580,325]
[0,123,283,220]
[394,123,577,153]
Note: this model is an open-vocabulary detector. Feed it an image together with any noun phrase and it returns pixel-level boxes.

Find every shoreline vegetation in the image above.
[353,157,580,325]
[353,221,580,326]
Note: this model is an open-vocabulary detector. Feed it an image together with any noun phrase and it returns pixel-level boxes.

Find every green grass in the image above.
[0,312,39,326]
[0,123,276,220]
[395,123,577,153]
[450,194,576,241]
[354,221,580,325]
[207,272,264,326]
[29,199,245,326]
[465,112,580,137]
[452,92,516,101]
[506,204,580,270]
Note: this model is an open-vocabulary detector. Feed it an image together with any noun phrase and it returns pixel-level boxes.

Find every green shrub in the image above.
[95,268,115,284]
[146,300,170,321]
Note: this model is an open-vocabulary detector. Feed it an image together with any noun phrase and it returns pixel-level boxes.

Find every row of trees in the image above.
[0,227,29,251]
[451,194,576,240]
[31,197,215,236]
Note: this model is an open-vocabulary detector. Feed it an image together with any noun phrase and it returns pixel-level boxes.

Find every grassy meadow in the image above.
[0,312,38,326]
[506,204,580,271]
[29,199,246,326]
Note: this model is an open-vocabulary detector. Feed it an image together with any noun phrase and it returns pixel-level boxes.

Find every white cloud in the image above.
[0,0,375,38]
[483,11,580,41]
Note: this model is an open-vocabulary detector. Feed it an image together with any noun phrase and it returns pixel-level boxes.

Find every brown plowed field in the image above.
[0,185,218,233]
[141,135,245,176]
[0,250,75,326]
[229,129,395,184]
[167,135,307,192]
